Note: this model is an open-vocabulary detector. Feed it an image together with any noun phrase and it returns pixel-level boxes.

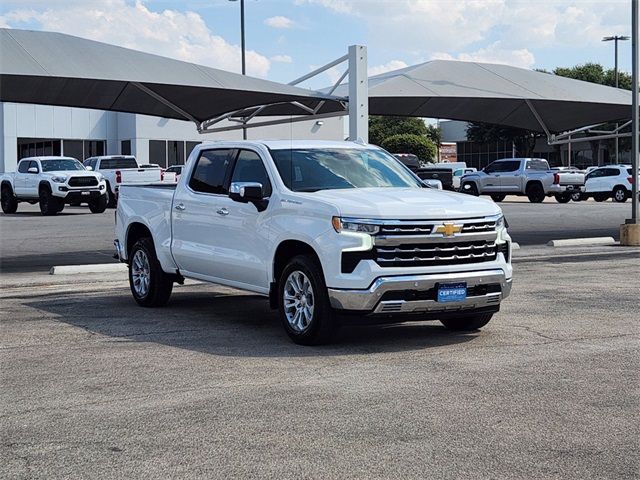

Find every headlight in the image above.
[332,217,380,235]
[96,174,104,181]
[51,176,67,183]
[495,215,507,229]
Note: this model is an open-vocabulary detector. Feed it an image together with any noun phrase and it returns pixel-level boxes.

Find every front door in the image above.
[24,160,41,196]
[14,160,30,196]
[480,162,502,192]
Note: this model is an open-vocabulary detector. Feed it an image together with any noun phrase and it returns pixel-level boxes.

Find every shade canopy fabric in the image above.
[0,28,343,123]
[332,60,632,133]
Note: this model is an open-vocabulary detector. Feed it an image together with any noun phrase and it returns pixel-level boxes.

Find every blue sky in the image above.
[0,0,633,89]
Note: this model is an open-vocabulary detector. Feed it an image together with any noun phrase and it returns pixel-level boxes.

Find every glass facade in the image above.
[149,140,201,167]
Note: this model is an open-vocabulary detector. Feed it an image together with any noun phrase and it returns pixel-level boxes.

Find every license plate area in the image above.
[81,191,90,195]
[437,282,467,303]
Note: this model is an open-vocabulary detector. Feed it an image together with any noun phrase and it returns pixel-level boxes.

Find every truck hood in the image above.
[43,171,100,177]
[302,188,501,220]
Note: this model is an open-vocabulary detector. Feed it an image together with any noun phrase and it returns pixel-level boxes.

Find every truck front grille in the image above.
[69,177,98,187]
[375,240,498,267]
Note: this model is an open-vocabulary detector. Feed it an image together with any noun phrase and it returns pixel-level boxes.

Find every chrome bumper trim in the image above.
[328,270,511,313]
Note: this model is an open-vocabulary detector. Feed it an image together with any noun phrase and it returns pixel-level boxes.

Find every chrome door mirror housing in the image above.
[229,182,268,211]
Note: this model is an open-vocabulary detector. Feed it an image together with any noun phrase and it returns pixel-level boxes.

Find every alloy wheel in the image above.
[131,249,151,297]
[283,270,315,332]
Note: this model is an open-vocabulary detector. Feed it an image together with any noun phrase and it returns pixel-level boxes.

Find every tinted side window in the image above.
[602,168,618,177]
[500,160,521,172]
[230,150,272,197]
[189,149,233,194]
[628,168,634,176]
[17,161,29,173]
[484,162,499,173]
[526,159,549,171]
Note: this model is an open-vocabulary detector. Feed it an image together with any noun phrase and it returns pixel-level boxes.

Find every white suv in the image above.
[584,165,634,202]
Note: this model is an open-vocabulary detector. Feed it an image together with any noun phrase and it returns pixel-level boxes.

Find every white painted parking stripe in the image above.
[546,237,616,247]
[49,263,127,275]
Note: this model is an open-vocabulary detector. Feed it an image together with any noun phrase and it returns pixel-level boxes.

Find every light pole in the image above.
[602,35,630,164]
[229,0,247,139]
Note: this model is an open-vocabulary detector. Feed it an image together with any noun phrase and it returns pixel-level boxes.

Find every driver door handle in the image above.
[216,207,229,216]
[174,203,186,211]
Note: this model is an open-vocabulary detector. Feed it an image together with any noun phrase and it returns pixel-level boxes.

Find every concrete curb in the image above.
[50,263,127,275]
[546,237,616,247]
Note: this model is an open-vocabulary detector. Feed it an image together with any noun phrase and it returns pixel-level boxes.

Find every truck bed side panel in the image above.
[116,184,177,273]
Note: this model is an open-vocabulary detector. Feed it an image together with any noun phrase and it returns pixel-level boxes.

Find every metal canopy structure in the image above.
[330,59,632,136]
[0,28,346,133]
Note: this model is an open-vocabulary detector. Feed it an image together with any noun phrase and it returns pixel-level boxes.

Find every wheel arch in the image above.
[126,222,154,260]
[612,184,628,192]
[525,180,543,192]
[1,180,13,192]
[38,180,52,193]
[270,240,322,309]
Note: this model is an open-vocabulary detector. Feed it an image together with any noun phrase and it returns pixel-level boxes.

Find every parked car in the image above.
[165,165,183,179]
[84,155,163,207]
[453,167,476,190]
[393,154,454,190]
[584,165,634,202]
[1,156,107,215]
[114,140,513,345]
[461,158,585,203]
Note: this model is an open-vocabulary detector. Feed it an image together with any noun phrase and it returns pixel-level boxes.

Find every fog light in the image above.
[58,186,68,192]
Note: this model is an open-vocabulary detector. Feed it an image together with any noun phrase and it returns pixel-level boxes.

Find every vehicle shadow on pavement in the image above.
[24,287,479,357]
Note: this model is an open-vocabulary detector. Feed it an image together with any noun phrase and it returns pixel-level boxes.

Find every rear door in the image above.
[170,148,236,279]
[496,160,525,192]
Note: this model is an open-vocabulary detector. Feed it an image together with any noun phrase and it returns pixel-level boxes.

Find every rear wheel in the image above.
[612,186,628,203]
[462,182,479,196]
[593,193,609,202]
[441,313,493,331]
[128,237,173,307]
[570,191,583,202]
[39,186,62,216]
[278,255,336,345]
[490,194,506,202]
[554,193,571,203]
[1,184,18,214]
[89,194,108,213]
[526,183,545,203]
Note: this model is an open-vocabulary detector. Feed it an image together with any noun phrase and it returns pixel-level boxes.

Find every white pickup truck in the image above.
[114,141,513,345]
[1,156,107,215]
[461,158,585,203]
[84,156,164,207]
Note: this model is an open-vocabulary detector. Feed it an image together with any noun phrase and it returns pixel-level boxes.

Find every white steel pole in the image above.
[348,45,368,143]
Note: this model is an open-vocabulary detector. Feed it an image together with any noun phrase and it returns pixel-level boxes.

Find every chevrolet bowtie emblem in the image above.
[436,223,462,237]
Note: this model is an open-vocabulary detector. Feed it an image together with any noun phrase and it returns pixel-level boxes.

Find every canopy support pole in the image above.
[131,82,200,125]
[347,45,368,143]
[629,0,639,226]
[525,99,551,138]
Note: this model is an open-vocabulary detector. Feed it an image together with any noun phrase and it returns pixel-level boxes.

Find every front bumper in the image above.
[328,269,511,314]
[55,184,106,201]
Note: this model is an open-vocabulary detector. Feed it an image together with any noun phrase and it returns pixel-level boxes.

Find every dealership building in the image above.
[0,102,344,173]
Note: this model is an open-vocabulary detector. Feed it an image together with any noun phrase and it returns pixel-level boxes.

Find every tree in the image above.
[369,116,427,146]
[465,123,541,157]
[380,134,437,163]
[425,124,442,146]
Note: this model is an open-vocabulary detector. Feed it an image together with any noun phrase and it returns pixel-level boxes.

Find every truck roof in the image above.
[87,155,137,160]
[18,156,78,162]
[200,140,377,150]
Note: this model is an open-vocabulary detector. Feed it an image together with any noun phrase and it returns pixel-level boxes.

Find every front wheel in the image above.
[490,194,506,202]
[278,255,336,345]
[128,237,173,307]
[1,185,18,214]
[39,186,62,216]
[441,313,493,331]
[612,186,628,203]
[554,193,571,203]
[89,194,108,213]
[593,193,609,202]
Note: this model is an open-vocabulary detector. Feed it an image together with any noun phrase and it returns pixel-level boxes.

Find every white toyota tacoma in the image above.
[1,156,107,215]
[114,141,513,345]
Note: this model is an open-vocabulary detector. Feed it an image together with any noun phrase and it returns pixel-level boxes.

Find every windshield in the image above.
[99,158,138,169]
[41,159,85,172]
[270,148,422,192]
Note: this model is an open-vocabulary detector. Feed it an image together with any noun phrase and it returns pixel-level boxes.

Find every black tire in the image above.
[593,193,609,202]
[56,203,65,213]
[526,183,545,203]
[128,237,173,307]
[441,313,493,331]
[39,185,62,216]
[89,194,108,213]
[1,184,18,214]
[278,255,336,345]
[554,193,571,203]
[490,194,506,202]
[612,186,628,203]
[106,182,117,208]
[462,182,479,196]
[570,191,583,202]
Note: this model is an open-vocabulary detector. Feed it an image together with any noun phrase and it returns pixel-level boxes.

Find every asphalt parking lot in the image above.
[1,253,639,479]
[0,197,633,273]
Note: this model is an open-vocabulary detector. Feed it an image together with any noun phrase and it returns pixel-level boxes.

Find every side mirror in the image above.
[85,166,93,171]
[229,182,268,211]
[422,179,442,190]
[27,167,38,174]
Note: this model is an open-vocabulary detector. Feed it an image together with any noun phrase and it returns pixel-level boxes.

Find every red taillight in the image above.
[629,176,634,184]
[115,170,122,183]
[553,173,560,184]
[160,171,165,181]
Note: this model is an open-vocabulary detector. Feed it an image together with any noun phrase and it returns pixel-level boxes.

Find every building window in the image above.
[149,140,167,167]
[167,141,185,166]
[84,140,105,159]
[63,140,84,161]
[186,141,201,161]
[121,140,131,156]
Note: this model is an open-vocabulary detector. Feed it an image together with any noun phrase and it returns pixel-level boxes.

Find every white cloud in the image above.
[0,0,271,77]
[264,15,294,29]
[369,60,408,76]
[271,54,293,63]
[432,42,535,69]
